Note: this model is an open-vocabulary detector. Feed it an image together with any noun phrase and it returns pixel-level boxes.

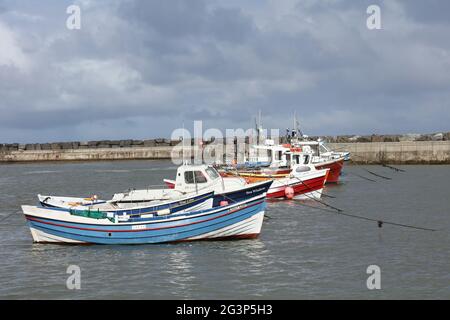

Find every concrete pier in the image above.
[0,146,175,162]
[1,140,450,164]
[328,141,450,164]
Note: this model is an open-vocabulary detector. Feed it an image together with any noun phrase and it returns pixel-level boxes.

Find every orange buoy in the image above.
[220,200,229,206]
[285,186,294,199]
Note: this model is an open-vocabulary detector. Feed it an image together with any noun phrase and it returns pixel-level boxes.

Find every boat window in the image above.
[206,167,220,180]
[303,155,310,164]
[319,145,328,154]
[184,171,195,184]
[194,171,208,183]
[275,151,282,160]
[185,171,208,184]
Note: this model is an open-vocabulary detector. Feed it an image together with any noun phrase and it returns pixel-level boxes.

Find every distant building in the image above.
[348,135,361,142]
[399,133,421,142]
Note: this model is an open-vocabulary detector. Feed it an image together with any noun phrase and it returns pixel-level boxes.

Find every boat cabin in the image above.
[173,164,223,192]
[291,139,350,161]
[248,141,314,168]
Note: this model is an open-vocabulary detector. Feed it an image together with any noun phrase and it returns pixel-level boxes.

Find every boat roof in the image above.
[177,164,213,171]
[292,140,320,146]
[251,145,288,151]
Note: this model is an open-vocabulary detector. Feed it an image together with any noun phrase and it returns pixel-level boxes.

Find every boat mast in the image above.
[182,121,186,165]
[293,111,303,140]
[293,111,296,140]
[255,109,263,146]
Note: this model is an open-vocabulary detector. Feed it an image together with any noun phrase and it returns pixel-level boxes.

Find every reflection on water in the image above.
[23,170,63,175]
[166,248,196,296]
[0,161,449,299]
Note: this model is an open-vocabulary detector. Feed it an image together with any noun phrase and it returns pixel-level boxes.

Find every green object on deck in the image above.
[69,208,108,220]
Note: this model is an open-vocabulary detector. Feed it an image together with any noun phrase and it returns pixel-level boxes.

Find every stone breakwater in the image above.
[0,139,178,162]
[0,139,178,152]
[328,141,450,164]
[1,139,450,164]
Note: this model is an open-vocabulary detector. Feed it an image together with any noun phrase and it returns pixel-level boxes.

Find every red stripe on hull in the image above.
[267,174,326,198]
[315,159,344,183]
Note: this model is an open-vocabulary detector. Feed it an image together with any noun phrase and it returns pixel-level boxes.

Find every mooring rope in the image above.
[0,211,18,223]
[344,152,407,173]
[382,164,406,172]
[364,169,392,180]
[290,175,336,199]
[292,199,437,232]
[349,172,377,182]
[281,177,344,212]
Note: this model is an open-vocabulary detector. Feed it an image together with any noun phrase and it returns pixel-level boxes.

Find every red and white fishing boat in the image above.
[227,139,343,184]
[165,162,329,200]
[265,165,329,199]
[230,112,348,183]
[287,141,345,184]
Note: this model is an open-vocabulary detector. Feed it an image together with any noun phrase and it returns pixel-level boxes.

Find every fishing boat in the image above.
[307,154,344,184]
[37,190,215,217]
[225,138,344,184]
[315,138,351,161]
[41,165,272,213]
[21,193,267,244]
[161,164,273,206]
[225,112,348,183]
[287,141,345,183]
[224,164,329,200]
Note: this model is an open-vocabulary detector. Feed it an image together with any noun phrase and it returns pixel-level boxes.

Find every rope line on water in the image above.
[289,181,344,212]
[349,172,377,182]
[291,175,336,199]
[0,212,18,223]
[364,169,392,180]
[292,199,437,232]
[292,199,342,214]
[342,152,407,173]
[382,164,406,172]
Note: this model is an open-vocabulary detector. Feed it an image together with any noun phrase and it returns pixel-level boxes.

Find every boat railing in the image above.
[145,184,170,190]
[123,184,172,193]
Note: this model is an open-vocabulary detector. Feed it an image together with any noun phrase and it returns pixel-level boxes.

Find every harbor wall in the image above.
[328,141,450,164]
[1,140,450,164]
[0,139,178,162]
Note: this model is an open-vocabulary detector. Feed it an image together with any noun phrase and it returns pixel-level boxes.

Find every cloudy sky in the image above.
[0,0,449,143]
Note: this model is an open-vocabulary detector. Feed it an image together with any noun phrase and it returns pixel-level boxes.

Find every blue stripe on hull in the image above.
[212,180,272,207]
[27,200,266,244]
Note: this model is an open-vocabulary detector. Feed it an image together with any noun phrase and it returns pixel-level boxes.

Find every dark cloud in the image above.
[0,0,449,143]
[400,0,450,24]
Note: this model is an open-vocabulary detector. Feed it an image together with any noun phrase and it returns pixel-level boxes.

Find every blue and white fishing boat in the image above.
[37,189,214,216]
[162,164,273,206]
[21,193,267,244]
